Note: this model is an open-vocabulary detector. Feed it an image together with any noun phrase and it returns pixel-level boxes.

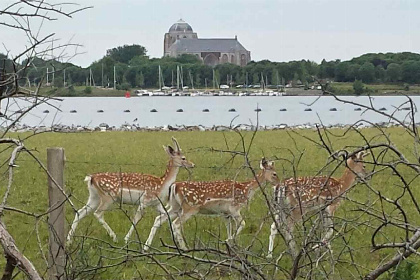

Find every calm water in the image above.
[2,96,418,128]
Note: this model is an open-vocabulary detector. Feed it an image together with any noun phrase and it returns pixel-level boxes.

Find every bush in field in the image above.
[353,79,365,95]
[117,82,131,91]
[83,86,92,94]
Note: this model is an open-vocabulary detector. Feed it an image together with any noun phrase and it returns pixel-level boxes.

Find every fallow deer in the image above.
[66,137,194,244]
[267,151,369,258]
[144,158,280,251]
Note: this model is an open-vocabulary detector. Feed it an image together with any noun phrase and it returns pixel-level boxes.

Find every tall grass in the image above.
[2,128,419,279]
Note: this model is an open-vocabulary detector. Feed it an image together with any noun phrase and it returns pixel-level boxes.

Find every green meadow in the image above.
[2,128,418,279]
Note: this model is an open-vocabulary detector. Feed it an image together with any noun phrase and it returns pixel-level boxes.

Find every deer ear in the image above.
[362,151,370,158]
[164,145,175,156]
[356,151,370,160]
[260,157,268,169]
[268,161,275,168]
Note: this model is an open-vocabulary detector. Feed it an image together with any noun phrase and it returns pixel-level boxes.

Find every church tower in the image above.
[164,19,197,56]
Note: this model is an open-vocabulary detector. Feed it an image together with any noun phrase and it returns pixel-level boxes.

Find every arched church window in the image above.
[222,54,228,64]
[241,54,247,67]
[203,53,219,67]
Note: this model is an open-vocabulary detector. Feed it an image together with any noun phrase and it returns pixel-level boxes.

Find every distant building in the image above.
[164,19,251,67]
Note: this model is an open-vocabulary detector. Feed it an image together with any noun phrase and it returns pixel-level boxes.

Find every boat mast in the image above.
[161,66,165,89]
[113,66,116,90]
[176,65,180,91]
[212,69,215,90]
[245,72,248,93]
[189,71,194,90]
[180,65,184,91]
[158,65,162,90]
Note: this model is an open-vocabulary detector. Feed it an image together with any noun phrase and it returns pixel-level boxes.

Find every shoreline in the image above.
[6,121,409,133]
[35,84,420,98]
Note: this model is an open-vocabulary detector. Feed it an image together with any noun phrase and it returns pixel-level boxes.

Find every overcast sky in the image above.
[2,0,419,67]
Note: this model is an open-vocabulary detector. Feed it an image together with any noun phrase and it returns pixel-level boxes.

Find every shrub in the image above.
[66,85,76,96]
[117,82,131,91]
[392,261,418,280]
[353,80,365,95]
[83,86,92,94]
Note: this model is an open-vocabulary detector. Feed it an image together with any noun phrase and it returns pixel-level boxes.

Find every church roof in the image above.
[168,38,248,53]
[169,19,193,32]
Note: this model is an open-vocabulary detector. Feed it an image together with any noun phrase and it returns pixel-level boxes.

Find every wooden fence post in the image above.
[47,148,66,280]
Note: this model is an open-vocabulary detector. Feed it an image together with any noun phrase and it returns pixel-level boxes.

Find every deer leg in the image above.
[144,205,178,251]
[279,209,298,258]
[67,194,100,244]
[124,203,146,243]
[321,208,334,245]
[224,216,232,242]
[267,214,280,258]
[94,199,118,242]
[231,212,245,239]
[172,210,195,250]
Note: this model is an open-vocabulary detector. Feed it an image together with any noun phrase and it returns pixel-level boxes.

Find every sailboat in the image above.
[172,65,181,96]
[153,65,165,96]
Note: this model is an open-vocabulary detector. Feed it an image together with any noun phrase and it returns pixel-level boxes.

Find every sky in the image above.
[2,0,420,67]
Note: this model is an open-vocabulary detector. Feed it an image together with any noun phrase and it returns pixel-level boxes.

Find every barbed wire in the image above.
[11,158,418,176]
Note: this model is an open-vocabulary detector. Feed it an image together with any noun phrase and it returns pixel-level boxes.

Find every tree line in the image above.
[3,45,420,91]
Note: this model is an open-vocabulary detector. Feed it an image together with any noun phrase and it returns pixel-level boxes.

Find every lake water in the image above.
[2,96,418,128]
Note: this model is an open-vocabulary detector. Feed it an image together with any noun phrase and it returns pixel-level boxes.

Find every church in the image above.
[164,19,251,67]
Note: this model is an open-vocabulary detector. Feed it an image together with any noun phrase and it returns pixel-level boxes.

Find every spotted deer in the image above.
[267,151,369,258]
[144,158,280,251]
[66,137,195,244]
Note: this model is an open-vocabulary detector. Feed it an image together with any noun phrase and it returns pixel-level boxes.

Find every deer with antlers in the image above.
[267,151,369,258]
[143,158,280,251]
[66,137,194,244]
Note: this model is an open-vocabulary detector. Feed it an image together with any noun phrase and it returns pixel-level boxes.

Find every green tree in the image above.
[319,59,338,79]
[401,61,420,83]
[125,67,138,87]
[176,54,202,64]
[252,73,259,84]
[375,65,386,82]
[386,63,402,82]
[358,62,375,83]
[136,71,145,87]
[335,62,349,82]
[106,44,147,64]
[345,64,359,81]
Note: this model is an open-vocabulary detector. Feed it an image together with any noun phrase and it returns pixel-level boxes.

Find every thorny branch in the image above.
[0,1,88,279]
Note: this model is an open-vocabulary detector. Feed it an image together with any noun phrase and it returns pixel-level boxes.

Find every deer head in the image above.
[163,137,195,168]
[347,151,369,179]
[259,157,281,185]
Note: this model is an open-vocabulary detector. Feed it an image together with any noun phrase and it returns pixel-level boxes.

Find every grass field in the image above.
[2,128,419,279]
